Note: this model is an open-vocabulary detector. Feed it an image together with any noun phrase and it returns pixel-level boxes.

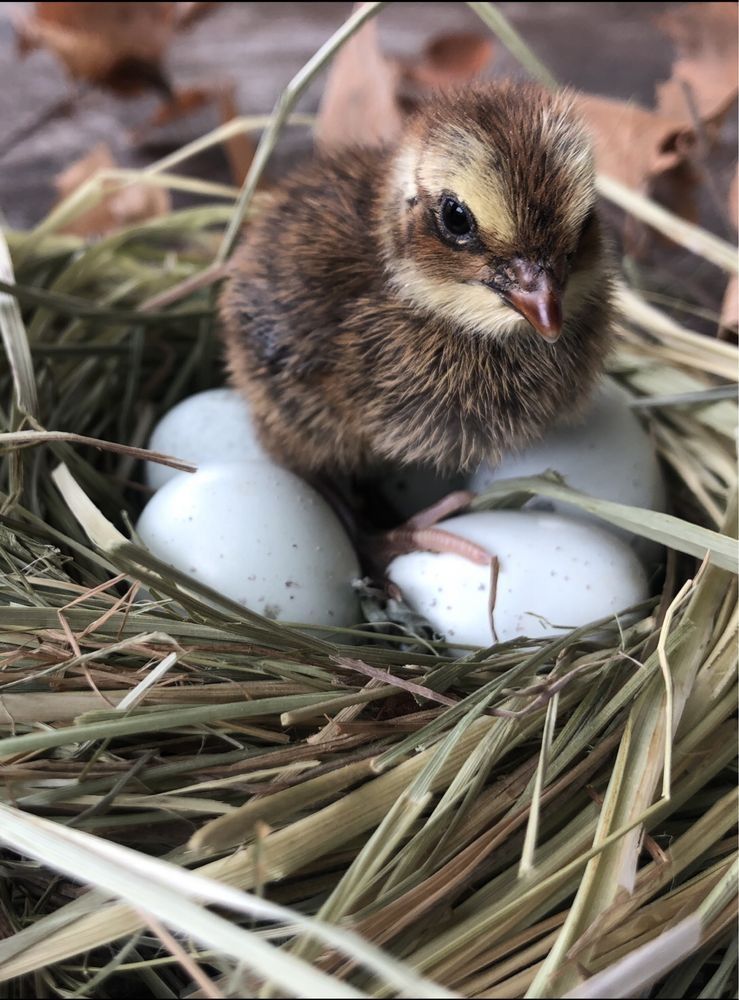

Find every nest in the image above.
[0,7,737,999]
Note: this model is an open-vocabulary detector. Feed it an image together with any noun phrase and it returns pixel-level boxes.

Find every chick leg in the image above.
[311,477,493,570]
[379,490,494,565]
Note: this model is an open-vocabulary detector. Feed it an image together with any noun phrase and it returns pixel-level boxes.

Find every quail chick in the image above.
[220,83,613,480]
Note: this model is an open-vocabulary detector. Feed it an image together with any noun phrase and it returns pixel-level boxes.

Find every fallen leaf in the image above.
[728,166,739,232]
[217,86,257,186]
[315,4,402,152]
[719,168,738,335]
[140,85,215,131]
[647,158,702,227]
[54,143,171,237]
[655,2,738,126]
[13,2,178,95]
[134,84,257,186]
[401,33,495,89]
[719,276,737,334]
[574,94,701,253]
[574,94,696,192]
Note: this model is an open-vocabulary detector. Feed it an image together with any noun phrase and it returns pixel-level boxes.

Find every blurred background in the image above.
[0,1,736,329]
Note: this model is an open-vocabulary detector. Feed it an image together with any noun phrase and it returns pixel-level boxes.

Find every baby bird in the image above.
[220,83,613,480]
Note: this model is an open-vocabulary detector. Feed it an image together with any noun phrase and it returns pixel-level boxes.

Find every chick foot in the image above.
[310,477,494,575]
[377,489,495,566]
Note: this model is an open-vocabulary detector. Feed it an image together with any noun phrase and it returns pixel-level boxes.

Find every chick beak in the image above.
[501,261,564,344]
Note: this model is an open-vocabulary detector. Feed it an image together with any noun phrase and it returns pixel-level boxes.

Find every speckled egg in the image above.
[136,462,361,627]
[469,379,665,561]
[145,388,269,490]
[387,510,648,647]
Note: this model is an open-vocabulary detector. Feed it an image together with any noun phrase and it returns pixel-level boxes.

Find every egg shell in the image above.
[136,462,361,627]
[146,388,269,490]
[387,510,648,647]
[470,379,665,560]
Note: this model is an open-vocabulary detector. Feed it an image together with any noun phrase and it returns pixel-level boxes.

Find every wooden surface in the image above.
[0,1,681,229]
[0,1,735,321]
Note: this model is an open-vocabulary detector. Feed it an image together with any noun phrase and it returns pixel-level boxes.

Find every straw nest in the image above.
[0,4,737,998]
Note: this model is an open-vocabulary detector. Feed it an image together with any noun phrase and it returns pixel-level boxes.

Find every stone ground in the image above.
[0,2,735,318]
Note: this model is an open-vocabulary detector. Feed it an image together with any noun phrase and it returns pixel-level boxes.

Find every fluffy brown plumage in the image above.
[219,83,614,478]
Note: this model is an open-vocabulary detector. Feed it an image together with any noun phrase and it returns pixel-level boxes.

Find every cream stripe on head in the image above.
[538,102,595,232]
[418,127,515,242]
[382,87,599,337]
[390,127,516,243]
[392,87,596,249]
[392,144,420,204]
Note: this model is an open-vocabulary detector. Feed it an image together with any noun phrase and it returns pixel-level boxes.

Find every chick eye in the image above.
[439,197,474,240]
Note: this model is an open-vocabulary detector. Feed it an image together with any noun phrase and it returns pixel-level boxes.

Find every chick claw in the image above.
[403,489,478,530]
[380,489,494,566]
[382,526,493,565]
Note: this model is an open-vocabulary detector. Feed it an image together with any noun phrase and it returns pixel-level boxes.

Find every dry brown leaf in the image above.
[648,159,702,229]
[401,33,495,89]
[719,276,737,333]
[574,94,701,252]
[719,168,738,334]
[10,2,219,96]
[54,143,170,237]
[314,5,402,152]
[141,86,215,131]
[655,2,739,126]
[217,87,257,186]
[728,167,738,233]
[574,94,696,192]
[134,84,258,186]
[315,10,493,152]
